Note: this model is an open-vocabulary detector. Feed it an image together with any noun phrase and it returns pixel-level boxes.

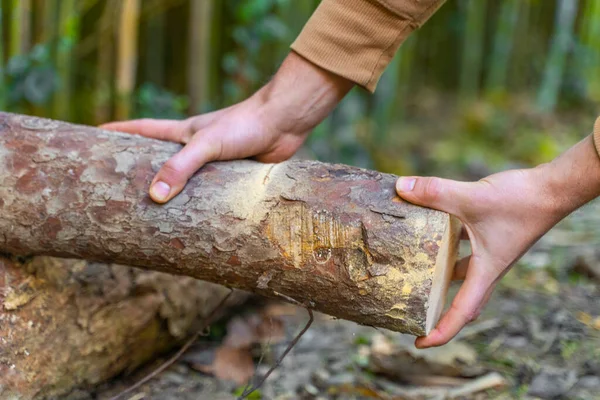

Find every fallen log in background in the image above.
[0,255,240,399]
[0,112,460,337]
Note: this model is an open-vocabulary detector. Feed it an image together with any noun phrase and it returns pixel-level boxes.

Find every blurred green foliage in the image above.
[222,0,290,102]
[135,82,188,119]
[0,0,598,178]
[4,44,57,107]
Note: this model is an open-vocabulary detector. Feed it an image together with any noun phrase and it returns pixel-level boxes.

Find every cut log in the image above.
[0,255,240,399]
[0,112,461,336]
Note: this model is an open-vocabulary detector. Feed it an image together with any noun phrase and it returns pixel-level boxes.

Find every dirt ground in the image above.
[73,201,600,400]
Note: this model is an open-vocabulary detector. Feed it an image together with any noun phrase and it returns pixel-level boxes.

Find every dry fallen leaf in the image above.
[369,333,483,379]
[211,346,255,385]
[224,312,286,349]
[187,306,289,386]
[253,313,286,344]
[576,311,600,330]
[262,302,300,317]
[224,316,257,349]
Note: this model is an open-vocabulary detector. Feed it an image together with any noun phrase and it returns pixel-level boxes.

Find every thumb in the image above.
[149,132,221,203]
[395,176,471,216]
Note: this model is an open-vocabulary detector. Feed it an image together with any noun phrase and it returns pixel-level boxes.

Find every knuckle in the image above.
[422,177,442,202]
[451,303,479,324]
[437,337,451,347]
[177,121,195,143]
[160,159,186,178]
[466,309,480,323]
[431,328,451,347]
[206,139,224,160]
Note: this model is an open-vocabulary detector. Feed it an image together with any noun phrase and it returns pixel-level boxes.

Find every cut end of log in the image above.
[426,215,462,335]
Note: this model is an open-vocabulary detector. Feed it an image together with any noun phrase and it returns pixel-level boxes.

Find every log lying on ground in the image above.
[0,255,240,399]
[0,112,461,337]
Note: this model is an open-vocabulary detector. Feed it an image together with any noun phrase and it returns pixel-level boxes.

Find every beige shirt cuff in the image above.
[291,0,445,92]
[595,117,600,160]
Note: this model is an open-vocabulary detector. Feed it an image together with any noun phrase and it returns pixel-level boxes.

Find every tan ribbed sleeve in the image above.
[594,117,600,160]
[291,0,446,92]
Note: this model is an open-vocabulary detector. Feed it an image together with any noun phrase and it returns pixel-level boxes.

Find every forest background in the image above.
[1,0,599,180]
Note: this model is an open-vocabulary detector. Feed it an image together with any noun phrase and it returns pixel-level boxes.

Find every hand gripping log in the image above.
[0,113,460,336]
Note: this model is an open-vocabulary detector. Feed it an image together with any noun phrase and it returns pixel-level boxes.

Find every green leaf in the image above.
[233,387,262,399]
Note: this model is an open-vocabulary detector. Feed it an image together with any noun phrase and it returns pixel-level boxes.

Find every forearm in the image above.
[255,52,354,134]
[540,134,600,219]
[292,0,446,91]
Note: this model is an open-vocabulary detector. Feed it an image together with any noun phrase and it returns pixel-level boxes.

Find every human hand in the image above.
[101,52,353,203]
[396,136,600,348]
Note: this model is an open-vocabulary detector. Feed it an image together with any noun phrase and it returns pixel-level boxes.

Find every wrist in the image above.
[536,135,600,219]
[255,51,354,134]
[530,163,573,222]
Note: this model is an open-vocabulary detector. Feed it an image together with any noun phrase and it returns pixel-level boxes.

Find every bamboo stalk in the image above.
[276,0,310,58]
[395,35,418,120]
[510,0,531,91]
[372,52,401,142]
[188,0,213,113]
[95,0,117,124]
[209,0,224,106]
[588,1,600,101]
[426,6,449,89]
[38,0,58,81]
[115,0,141,120]
[579,0,600,102]
[9,0,24,57]
[145,8,166,86]
[458,0,487,100]
[19,0,32,54]
[536,0,579,112]
[0,2,5,110]
[485,0,520,95]
[41,0,58,44]
[53,0,79,120]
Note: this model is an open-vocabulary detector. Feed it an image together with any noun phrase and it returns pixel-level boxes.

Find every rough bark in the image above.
[0,255,239,400]
[0,112,461,337]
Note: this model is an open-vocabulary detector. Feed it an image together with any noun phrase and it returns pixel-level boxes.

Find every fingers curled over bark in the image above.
[149,132,223,203]
[416,257,496,348]
[101,119,188,143]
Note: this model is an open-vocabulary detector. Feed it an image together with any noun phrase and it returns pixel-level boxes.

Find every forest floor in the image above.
[83,200,600,400]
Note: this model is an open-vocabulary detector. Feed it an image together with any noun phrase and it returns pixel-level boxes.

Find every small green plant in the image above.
[515,384,529,397]
[233,386,262,399]
[353,334,370,346]
[560,340,580,360]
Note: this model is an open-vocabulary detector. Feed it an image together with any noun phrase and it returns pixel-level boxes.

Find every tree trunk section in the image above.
[0,112,461,337]
[0,255,240,399]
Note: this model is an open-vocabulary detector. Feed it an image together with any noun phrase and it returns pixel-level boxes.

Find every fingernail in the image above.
[150,181,171,202]
[397,178,416,192]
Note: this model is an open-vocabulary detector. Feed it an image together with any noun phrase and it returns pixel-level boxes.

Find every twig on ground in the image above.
[447,372,507,398]
[456,318,501,340]
[238,315,274,396]
[386,372,506,400]
[109,289,234,400]
[238,308,314,400]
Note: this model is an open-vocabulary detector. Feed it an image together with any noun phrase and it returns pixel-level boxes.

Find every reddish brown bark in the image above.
[0,112,460,337]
